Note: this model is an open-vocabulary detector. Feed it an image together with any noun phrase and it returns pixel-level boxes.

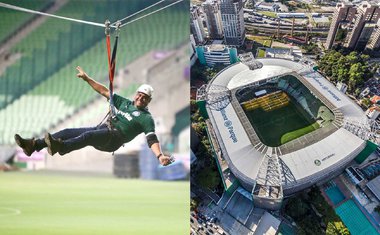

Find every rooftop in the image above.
[206,59,367,193]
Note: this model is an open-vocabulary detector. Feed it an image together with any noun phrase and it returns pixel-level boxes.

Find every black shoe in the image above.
[45,133,63,156]
[14,134,36,156]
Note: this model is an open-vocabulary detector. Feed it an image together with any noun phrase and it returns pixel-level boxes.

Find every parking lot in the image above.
[190,211,225,235]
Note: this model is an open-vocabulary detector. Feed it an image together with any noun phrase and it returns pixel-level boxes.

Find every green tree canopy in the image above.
[197,168,221,189]
[318,50,372,92]
[286,197,309,219]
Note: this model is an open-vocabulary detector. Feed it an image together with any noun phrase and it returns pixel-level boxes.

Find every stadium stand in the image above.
[277,75,325,118]
[0,0,53,44]
[242,91,290,112]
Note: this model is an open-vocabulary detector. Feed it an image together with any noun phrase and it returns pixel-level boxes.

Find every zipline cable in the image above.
[118,0,184,28]
[0,0,184,30]
[0,2,107,28]
[111,0,165,27]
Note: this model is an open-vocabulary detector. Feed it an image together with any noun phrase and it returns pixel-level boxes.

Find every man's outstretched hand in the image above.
[159,155,175,166]
[76,66,88,80]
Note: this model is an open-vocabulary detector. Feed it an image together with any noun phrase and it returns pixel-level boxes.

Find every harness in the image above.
[97,20,120,130]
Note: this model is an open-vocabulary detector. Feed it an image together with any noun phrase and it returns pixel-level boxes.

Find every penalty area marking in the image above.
[0,207,21,217]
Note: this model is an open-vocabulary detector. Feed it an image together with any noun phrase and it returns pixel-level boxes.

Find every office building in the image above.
[325,2,356,49]
[203,0,224,39]
[190,5,206,45]
[220,0,245,46]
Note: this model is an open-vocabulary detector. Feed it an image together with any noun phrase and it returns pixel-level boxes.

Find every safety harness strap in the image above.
[105,20,120,116]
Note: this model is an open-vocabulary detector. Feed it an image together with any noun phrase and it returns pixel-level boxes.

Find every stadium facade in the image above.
[198,58,368,210]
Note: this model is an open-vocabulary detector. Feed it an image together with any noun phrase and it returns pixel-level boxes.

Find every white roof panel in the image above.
[280,128,365,181]
[367,176,380,201]
[209,103,264,179]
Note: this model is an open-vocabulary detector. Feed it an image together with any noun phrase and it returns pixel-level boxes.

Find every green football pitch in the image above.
[0,171,189,235]
[246,100,319,147]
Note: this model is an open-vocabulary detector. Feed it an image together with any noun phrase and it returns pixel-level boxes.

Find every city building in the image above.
[220,0,245,46]
[202,0,224,39]
[366,18,380,51]
[367,175,380,201]
[190,4,206,45]
[337,81,348,93]
[370,95,380,105]
[325,2,380,50]
[190,34,197,65]
[196,41,238,67]
[325,2,356,50]
[255,2,280,12]
[264,48,295,60]
[346,2,380,50]
[366,105,380,120]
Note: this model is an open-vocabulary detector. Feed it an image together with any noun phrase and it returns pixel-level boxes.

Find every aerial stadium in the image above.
[197,58,372,210]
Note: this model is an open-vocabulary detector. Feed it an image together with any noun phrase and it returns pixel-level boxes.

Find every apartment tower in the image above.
[366,18,380,51]
[325,2,356,49]
[190,5,206,45]
[220,0,245,46]
[203,0,224,39]
[345,1,380,50]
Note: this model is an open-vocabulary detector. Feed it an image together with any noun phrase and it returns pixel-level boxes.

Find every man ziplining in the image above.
[2,0,184,167]
[14,66,173,166]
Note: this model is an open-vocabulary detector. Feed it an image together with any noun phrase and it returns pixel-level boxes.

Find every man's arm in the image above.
[76,66,110,99]
[150,142,172,166]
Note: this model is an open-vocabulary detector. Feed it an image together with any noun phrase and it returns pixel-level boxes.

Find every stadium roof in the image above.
[227,59,304,89]
[208,98,264,181]
[280,128,365,185]
[367,175,380,201]
[206,58,367,193]
[253,212,281,235]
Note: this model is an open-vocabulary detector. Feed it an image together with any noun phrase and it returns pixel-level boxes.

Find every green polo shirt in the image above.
[111,94,155,142]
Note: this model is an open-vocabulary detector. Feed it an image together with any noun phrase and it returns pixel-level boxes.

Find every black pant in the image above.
[36,124,125,155]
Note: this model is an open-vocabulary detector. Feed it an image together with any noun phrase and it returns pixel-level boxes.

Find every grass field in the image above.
[257,11,277,18]
[245,99,318,147]
[0,171,189,235]
[281,122,319,144]
[246,35,272,47]
[257,49,266,58]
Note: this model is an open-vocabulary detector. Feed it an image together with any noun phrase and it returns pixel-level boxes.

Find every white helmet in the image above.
[136,84,154,98]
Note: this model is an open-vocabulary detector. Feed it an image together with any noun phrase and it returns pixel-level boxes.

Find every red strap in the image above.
[106,35,114,85]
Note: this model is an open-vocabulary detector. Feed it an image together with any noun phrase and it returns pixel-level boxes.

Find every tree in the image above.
[326,222,339,235]
[361,98,371,108]
[318,50,372,92]
[318,51,343,80]
[335,28,347,42]
[360,54,370,63]
[334,222,350,235]
[286,197,309,219]
[348,63,364,92]
[190,198,199,211]
[299,216,322,235]
[346,51,358,64]
[191,63,205,82]
[354,88,361,97]
[375,205,380,214]
[197,167,221,190]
